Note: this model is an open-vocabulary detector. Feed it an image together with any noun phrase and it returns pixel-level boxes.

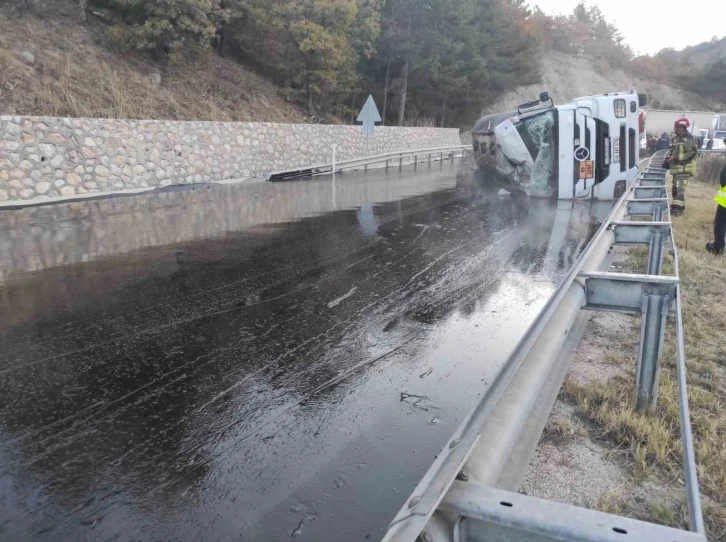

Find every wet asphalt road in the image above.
[0,162,611,541]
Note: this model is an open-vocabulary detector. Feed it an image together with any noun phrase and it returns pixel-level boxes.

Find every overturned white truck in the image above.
[472,91,646,200]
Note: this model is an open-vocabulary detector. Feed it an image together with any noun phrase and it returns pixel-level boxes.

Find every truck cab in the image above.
[472,91,646,200]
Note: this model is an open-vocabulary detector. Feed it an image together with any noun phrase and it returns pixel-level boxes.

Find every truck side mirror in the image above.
[638,93,648,107]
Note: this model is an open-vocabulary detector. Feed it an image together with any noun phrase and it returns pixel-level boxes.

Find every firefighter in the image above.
[706,150,726,255]
[662,118,698,216]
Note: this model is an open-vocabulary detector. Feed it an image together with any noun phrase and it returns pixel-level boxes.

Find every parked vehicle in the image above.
[706,116,726,150]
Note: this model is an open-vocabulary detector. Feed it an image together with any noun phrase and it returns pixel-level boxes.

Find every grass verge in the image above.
[563,177,726,539]
[698,154,726,185]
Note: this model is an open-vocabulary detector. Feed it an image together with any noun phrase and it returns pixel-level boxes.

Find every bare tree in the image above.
[397,57,408,127]
[382,55,391,126]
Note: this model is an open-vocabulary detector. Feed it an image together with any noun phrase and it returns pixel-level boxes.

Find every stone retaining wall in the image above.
[0,116,460,203]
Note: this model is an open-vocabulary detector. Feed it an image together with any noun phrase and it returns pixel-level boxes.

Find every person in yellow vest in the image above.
[662,118,698,216]
[706,153,726,255]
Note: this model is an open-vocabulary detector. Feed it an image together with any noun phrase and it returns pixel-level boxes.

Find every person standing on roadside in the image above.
[706,145,726,255]
[647,134,657,156]
[656,132,670,152]
[663,118,698,216]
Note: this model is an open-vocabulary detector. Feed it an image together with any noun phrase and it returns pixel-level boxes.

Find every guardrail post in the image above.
[636,292,669,411]
[332,144,336,178]
[647,231,665,275]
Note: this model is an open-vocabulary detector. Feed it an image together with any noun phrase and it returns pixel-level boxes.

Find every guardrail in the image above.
[382,151,705,542]
[266,145,470,182]
[698,148,726,156]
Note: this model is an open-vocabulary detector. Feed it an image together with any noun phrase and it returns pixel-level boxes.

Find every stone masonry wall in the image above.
[0,116,460,203]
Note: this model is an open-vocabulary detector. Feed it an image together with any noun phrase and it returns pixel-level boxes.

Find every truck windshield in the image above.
[514,111,556,197]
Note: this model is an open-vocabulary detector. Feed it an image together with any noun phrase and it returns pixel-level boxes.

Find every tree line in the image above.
[631,37,726,106]
[81,1,724,124]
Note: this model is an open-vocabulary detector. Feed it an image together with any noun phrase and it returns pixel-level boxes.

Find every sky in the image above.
[531,0,726,56]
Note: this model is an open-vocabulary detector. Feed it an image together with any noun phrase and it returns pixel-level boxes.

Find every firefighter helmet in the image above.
[674,118,690,130]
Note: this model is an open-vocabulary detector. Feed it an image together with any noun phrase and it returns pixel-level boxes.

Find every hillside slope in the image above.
[0,8,718,127]
[0,10,307,123]
[676,37,726,70]
[484,51,716,116]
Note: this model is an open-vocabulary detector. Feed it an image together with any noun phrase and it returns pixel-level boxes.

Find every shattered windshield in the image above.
[515,111,556,197]
[483,109,558,197]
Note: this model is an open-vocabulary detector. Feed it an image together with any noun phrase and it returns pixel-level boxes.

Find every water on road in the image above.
[0,162,611,541]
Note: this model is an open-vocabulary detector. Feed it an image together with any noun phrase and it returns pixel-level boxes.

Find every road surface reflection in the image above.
[0,163,611,541]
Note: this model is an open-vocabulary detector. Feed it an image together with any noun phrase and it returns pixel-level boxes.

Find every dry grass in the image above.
[563,178,726,539]
[541,419,576,444]
[405,114,438,128]
[0,12,306,122]
[596,488,629,516]
[699,154,726,185]
[648,500,678,526]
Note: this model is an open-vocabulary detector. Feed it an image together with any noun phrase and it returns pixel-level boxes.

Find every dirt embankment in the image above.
[0,8,307,123]
[484,51,716,115]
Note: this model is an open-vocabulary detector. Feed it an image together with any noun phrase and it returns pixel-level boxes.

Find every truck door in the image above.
[573,108,596,198]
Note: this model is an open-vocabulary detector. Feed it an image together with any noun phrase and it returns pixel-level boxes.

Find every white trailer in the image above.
[645,109,716,137]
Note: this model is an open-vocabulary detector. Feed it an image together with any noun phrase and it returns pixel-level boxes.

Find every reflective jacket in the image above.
[667,132,698,175]
[716,166,726,208]
[715,186,726,209]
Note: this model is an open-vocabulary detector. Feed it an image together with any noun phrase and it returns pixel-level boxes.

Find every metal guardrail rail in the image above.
[382,151,706,542]
[266,145,470,181]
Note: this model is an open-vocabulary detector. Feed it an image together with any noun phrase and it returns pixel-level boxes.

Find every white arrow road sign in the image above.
[357,95,382,137]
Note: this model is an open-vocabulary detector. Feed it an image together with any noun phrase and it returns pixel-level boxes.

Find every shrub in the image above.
[96,0,226,60]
